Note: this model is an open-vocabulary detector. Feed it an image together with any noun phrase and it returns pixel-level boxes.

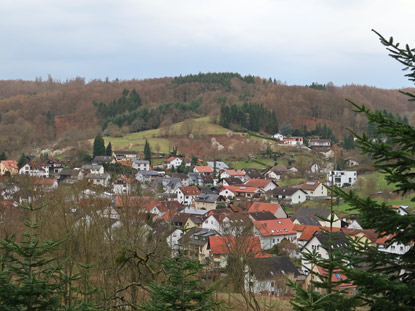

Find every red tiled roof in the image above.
[376,233,396,245]
[194,166,213,173]
[179,186,201,196]
[244,179,274,188]
[166,156,180,163]
[253,219,296,237]
[248,202,281,214]
[222,186,260,194]
[209,236,270,258]
[315,266,356,289]
[341,228,378,243]
[224,169,245,176]
[34,178,56,186]
[298,226,341,241]
[1,160,18,170]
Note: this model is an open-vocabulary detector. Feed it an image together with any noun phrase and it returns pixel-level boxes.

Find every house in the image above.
[341,228,378,246]
[376,233,411,255]
[293,207,341,228]
[294,180,328,198]
[112,175,134,194]
[264,165,291,180]
[19,163,49,178]
[308,139,331,148]
[245,256,301,296]
[136,170,164,183]
[194,194,224,211]
[202,212,228,233]
[326,170,357,187]
[248,202,287,219]
[148,200,183,219]
[176,186,201,206]
[132,160,150,171]
[344,158,359,168]
[93,155,113,164]
[309,163,322,174]
[248,211,277,222]
[153,177,182,193]
[193,166,213,176]
[165,157,183,169]
[43,158,65,175]
[179,228,218,263]
[113,150,137,161]
[222,177,243,186]
[283,137,303,145]
[295,225,341,247]
[244,179,277,192]
[304,265,356,295]
[188,172,204,186]
[220,170,246,182]
[58,169,83,184]
[301,231,348,272]
[272,133,284,141]
[393,205,409,216]
[253,218,297,249]
[0,160,18,176]
[81,164,104,175]
[85,173,111,187]
[265,187,307,205]
[220,186,262,200]
[242,168,264,180]
[206,161,229,173]
[34,178,58,191]
[208,236,269,269]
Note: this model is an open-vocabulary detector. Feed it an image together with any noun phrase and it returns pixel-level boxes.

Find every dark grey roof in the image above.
[207,161,229,170]
[249,211,277,221]
[195,193,220,203]
[294,207,331,220]
[179,227,217,246]
[250,256,300,280]
[313,231,349,251]
[138,170,161,176]
[243,168,264,179]
[93,156,113,163]
[132,160,150,164]
[294,216,321,226]
[222,177,243,186]
[266,186,305,196]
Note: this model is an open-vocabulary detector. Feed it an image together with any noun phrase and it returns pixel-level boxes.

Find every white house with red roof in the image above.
[165,157,183,169]
[34,178,58,191]
[244,179,277,192]
[253,218,296,249]
[193,166,213,176]
[19,163,49,178]
[219,186,262,200]
[175,186,201,206]
[376,233,411,255]
[220,169,246,182]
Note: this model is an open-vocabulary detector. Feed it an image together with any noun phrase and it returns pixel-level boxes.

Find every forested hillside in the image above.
[0,74,412,156]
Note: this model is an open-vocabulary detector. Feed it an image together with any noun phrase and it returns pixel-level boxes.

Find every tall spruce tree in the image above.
[144,140,151,164]
[106,142,112,156]
[93,134,105,158]
[331,31,415,311]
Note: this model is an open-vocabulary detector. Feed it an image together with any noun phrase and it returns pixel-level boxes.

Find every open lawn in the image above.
[103,117,231,154]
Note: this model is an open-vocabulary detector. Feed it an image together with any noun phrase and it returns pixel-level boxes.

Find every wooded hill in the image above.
[0,73,413,157]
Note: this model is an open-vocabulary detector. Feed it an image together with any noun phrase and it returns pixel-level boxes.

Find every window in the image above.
[271,282,275,287]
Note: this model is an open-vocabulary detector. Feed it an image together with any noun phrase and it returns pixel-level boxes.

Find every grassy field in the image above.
[103,117,229,153]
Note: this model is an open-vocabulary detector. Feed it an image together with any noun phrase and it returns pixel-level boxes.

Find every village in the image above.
[0,132,411,300]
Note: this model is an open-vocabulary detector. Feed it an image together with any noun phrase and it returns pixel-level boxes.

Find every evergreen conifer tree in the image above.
[17,153,28,169]
[93,134,105,158]
[139,250,220,311]
[144,140,151,164]
[106,142,112,156]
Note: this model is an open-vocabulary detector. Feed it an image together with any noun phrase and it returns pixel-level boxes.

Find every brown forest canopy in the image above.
[0,74,413,156]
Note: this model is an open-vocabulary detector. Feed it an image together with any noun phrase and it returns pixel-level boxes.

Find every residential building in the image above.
[253,218,297,249]
[176,186,201,206]
[326,170,357,187]
[132,160,150,171]
[265,187,307,205]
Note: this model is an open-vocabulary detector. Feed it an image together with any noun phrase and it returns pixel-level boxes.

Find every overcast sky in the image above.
[0,0,413,88]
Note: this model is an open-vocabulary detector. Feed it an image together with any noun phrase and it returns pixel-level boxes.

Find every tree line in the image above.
[171,72,255,90]
[219,103,278,134]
